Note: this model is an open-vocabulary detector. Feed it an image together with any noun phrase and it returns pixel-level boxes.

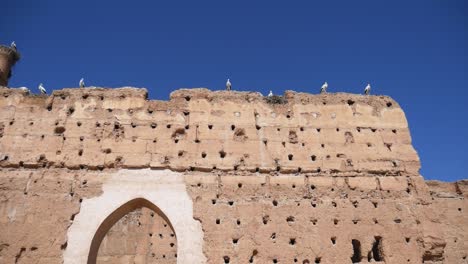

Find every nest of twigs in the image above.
[264,95,288,104]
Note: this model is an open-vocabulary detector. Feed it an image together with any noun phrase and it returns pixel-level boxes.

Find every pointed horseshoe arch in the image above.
[63,170,206,264]
[87,198,176,264]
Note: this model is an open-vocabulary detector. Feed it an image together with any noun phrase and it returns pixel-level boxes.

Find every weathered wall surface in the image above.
[0,87,466,264]
[0,87,418,174]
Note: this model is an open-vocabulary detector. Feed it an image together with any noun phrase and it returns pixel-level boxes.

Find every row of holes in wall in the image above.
[63,118,398,135]
[5,118,398,137]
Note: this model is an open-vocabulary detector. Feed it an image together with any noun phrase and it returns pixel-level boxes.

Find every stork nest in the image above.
[0,45,21,64]
[265,95,288,104]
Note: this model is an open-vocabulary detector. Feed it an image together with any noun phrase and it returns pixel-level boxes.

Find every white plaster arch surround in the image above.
[63,169,206,264]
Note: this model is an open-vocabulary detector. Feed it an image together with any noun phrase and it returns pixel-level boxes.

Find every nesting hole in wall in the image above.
[351,239,362,263]
[201,152,207,158]
[316,128,321,132]
[289,238,296,245]
[249,249,258,263]
[216,219,221,224]
[219,150,226,159]
[369,236,384,262]
[405,237,410,243]
[386,102,392,107]
[286,216,295,223]
[78,149,83,156]
[67,107,75,116]
[208,124,213,129]
[385,143,393,151]
[262,215,269,225]
[272,200,278,206]
[288,154,293,161]
[231,125,236,131]
[232,238,239,244]
[54,126,66,135]
[223,256,230,263]
[334,219,339,225]
[331,237,336,245]
[392,129,397,134]
[315,257,321,263]
[332,201,337,207]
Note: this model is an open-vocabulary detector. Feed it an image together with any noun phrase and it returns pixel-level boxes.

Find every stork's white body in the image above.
[320,82,328,93]
[79,78,85,88]
[38,83,47,95]
[268,90,273,97]
[364,84,371,95]
[226,79,232,91]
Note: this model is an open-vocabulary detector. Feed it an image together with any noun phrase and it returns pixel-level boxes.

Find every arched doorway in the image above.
[88,198,177,264]
[63,169,206,264]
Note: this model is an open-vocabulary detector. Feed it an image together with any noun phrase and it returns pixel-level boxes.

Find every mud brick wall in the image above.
[0,87,466,264]
[0,87,419,174]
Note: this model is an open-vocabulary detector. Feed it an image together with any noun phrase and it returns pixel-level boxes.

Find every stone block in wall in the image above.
[348,177,378,190]
[379,176,408,191]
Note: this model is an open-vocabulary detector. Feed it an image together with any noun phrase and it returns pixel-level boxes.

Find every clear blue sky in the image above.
[1,0,467,181]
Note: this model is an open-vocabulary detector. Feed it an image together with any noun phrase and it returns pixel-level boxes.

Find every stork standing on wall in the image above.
[10,41,17,51]
[268,90,273,97]
[79,78,85,88]
[226,79,232,91]
[38,83,47,95]
[320,82,328,94]
[364,83,371,95]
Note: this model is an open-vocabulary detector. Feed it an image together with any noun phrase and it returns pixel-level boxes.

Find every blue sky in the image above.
[1,0,467,181]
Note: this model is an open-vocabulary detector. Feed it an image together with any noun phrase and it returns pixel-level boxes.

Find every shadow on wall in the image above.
[87,198,177,264]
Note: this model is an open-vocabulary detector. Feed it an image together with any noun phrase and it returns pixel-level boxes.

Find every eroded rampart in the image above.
[0,87,466,264]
